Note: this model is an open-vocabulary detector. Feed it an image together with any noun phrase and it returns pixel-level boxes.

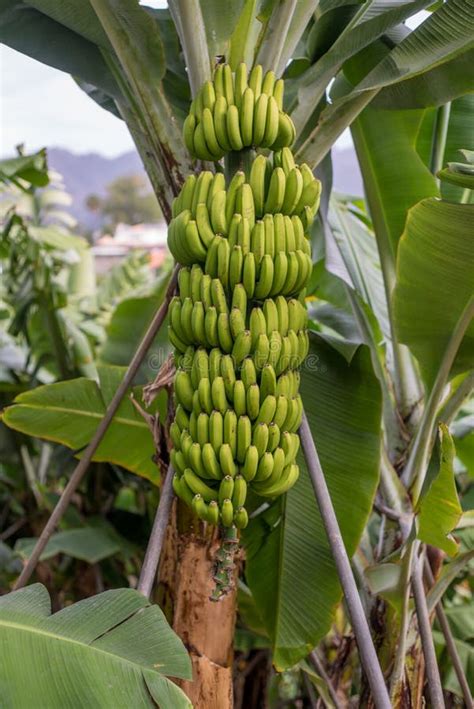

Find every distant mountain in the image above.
[48,146,363,230]
[48,148,148,229]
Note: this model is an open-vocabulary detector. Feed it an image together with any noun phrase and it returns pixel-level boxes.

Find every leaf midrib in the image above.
[7,403,148,429]
[0,615,164,675]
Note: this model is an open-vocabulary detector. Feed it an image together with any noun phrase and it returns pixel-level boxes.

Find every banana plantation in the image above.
[0,1,473,707]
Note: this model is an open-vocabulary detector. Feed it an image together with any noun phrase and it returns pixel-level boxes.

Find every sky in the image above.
[0,9,428,160]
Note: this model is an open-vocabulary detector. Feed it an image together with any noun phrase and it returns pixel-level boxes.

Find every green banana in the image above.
[175,369,194,411]
[204,306,220,347]
[234,506,249,529]
[224,409,238,458]
[196,412,209,446]
[202,442,222,480]
[220,498,234,527]
[184,468,216,502]
[219,475,234,505]
[212,375,228,414]
[237,415,252,464]
[211,190,228,235]
[220,443,237,477]
[241,445,259,481]
[213,96,232,152]
[221,354,236,400]
[233,379,247,417]
[241,87,255,147]
[246,383,260,420]
[217,312,233,353]
[209,410,224,451]
[227,104,244,151]
[232,475,247,507]
[264,167,286,213]
[254,451,274,482]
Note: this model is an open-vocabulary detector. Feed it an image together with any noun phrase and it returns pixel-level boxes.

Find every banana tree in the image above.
[1,1,474,707]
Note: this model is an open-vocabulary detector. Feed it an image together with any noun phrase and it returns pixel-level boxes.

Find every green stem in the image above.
[256,0,298,74]
[224,149,255,182]
[430,102,452,179]
[439,370,474,425]
[403,296,474,504]
[389,541,416,703]
[168,0,211,96]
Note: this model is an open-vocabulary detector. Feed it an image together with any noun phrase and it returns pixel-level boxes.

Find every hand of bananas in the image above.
[168,64,320,530]
[183,63,295,161]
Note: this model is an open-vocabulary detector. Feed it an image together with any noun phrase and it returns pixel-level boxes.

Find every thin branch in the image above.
[299,412,391,709]
[137,465,175,598]
[412,554,445,708]
[14,265,180,590]
[256,0,298,75]
[403,295,474,502]
[424,561,473,709]
[309,650,343,709]
[0,517,26,542]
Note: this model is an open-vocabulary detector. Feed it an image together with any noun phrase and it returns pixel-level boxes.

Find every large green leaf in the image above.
[351,106,438,257]
[327,199,390,340]
[244,334,382,669]
[26,0,110,46]
[373,47,474,109]
[356,0,474,94]
[15,524,126,564]
[0,584,192,708]
[199,0,246,58]
[1,365,159,483]
[417,424,462,556]
[292,0,432,133]
[393,199,474,388]
[296,0,474,166]
[0,0,120,98]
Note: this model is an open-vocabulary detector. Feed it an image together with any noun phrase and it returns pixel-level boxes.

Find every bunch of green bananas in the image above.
[168,148,320,266]
[168,65,320,529]
[183,63,296,160]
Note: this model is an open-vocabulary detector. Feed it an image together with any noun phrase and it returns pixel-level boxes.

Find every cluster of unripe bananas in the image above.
[168,64,320,530]
[183,63,295,161]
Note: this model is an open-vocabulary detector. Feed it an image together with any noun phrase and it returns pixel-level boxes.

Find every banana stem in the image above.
[430,102,451,179]
[225,149,255,182]
[210,526,240,602]
[299,412,391,709]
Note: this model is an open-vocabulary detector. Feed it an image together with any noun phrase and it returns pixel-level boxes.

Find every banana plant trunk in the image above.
[158,500,237,708]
